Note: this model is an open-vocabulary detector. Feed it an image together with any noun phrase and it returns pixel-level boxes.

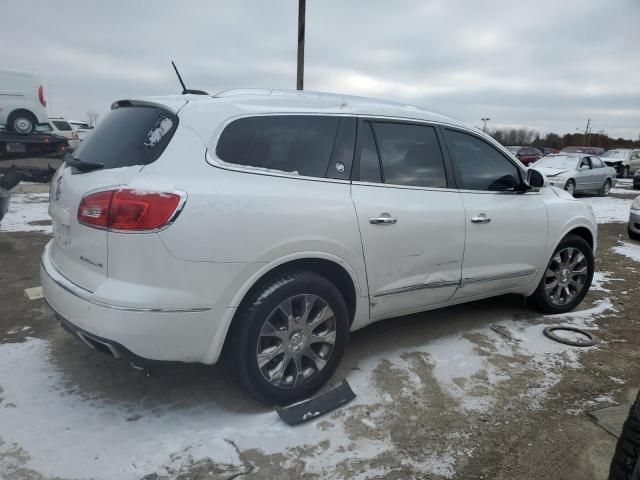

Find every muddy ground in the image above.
[1,189,639,479]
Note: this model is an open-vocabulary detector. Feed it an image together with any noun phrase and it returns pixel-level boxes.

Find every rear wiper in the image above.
[65,155,104,172]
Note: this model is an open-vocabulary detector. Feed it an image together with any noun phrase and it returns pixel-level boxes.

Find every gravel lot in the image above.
[1,181,639,479]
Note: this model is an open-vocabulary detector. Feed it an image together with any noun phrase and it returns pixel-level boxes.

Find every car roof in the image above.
[131,88,472,129]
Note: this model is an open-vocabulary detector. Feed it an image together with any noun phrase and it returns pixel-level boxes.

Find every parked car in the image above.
[601,148,640,178]
[561,146,605,156]
[69,120,93,141]
[540,147,559,156]
[0,68,49,133]
[35,117,80,150]
[505,146,543,165]
[634,168,640,190]
[531,154,616,196]
[41,89,597,404]
[629,196,640,240]
[0,187,9,223]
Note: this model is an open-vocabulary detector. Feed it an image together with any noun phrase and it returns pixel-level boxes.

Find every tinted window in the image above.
[52,120,72,131]
[372,122,447,188]
[71,106,178,170]
[445,130,521,191]
[216,115,340,178]
[357,122,382,183]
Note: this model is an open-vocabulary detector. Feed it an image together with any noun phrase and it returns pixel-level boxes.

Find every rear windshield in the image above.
[52,120,72,131]
[71,106,178,169]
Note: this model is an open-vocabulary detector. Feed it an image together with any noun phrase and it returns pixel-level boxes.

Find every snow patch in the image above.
[612,241,640,262]
[144,117,173,147]
[0,192,51,234]
[579,196,632,223]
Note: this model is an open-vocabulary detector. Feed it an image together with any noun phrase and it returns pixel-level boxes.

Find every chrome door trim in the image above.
[372,280,460,297]
[461,269,536,286]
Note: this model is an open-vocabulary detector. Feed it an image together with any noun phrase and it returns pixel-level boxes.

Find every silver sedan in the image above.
[531,154,617,196]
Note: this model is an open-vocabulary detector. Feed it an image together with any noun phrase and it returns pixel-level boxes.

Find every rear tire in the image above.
[528,234,594,314]
[227,270,350,405]
[8,111,37,134]
[608,390,640,480]
[599,179,612,197]
[564,180,576,196]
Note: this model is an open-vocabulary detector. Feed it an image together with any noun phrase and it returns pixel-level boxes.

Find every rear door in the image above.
[48,103,180,291]
[441,128,548,299]
[350,119,465,320]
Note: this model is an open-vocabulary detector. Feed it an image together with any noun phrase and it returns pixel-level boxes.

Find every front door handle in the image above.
[370,216,397,225]
[471,213,491,224]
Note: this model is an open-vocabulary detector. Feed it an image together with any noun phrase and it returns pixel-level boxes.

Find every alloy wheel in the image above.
[256,294,337,389]
[543,247,588,305]
[565,181,575,195]
[603,180,611,196]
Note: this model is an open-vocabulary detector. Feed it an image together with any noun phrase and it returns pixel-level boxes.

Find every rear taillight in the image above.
[38,85,46,107]
[78,189,182,231]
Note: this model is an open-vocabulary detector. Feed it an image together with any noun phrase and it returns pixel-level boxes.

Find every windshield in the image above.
[532,155,578,170]
[602,150,628,158]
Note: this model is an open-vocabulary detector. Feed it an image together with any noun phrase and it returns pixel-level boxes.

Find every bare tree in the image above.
[86,111,99,128]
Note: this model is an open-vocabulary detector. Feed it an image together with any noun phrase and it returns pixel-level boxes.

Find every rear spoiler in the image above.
[111,98,189,114]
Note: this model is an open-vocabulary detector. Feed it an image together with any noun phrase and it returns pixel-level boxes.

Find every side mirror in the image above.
[527,168,545,188]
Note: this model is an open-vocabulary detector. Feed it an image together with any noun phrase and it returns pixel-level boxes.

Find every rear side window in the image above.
[52,120,72,131]
[444,129,521,191]
[72,106,178,169]
[372,122,447,188]
[216,115,340,178]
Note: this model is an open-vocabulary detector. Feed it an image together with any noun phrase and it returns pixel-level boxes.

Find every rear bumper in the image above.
[41,240,226,363]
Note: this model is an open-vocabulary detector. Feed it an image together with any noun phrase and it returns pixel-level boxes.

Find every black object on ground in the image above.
[0,164,57,191]
[0,188,9,222]
[543,326,598,347]
[609,390,640,480]
[276,379,356,426]
[589,405,631,438]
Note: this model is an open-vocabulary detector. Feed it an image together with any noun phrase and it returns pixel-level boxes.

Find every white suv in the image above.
[41,90,597,404]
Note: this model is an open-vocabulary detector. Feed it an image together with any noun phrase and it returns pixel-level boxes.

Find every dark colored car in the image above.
[540,147,559,156]
[0,188,9,223]
[561,146,605,156]
[505,146,543,165]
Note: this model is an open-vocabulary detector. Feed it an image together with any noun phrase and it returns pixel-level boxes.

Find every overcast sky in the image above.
[2,0,639,138]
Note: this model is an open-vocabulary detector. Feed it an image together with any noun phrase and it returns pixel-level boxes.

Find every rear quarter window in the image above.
[52,120,72,131]
[71,106,178,169]
[215,115,340,178]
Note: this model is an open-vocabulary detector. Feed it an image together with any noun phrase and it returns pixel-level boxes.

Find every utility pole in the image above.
[296,0,306,91]
[481,117,490,132]
[584,118,591,146]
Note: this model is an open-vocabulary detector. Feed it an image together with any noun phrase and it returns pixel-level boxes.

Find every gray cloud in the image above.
[2,0,639,138]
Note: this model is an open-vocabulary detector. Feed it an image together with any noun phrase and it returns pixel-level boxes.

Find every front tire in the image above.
[529,234,594,314]
[599,179,612,197]
[564,180,576,196]
[228,270,349,405]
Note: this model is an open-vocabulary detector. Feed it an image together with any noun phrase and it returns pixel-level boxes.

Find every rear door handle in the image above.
[471,213,491,224]
[370,216,397,225]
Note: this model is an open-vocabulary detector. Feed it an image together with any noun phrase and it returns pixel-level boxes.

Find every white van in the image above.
[0,68,49,133]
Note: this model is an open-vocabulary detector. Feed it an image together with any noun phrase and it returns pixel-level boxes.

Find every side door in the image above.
[576,156,594,190]
[350,119,465,321]
[441,128,549,299]
[589,156,608,188]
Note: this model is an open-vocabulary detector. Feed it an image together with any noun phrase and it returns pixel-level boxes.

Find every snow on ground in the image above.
[591,271,624,293]
[612,241,640,262]
[0,192,52,234]
[0,297,617,480]
[578,195,633,223]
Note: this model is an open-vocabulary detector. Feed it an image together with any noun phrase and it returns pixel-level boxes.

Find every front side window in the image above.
[444,130,521,191]
[579,157,591,169]
[216,115,340,178]
[591,157,605,168]
[370,122,447,188]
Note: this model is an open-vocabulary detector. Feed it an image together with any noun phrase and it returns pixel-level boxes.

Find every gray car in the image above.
[531,153,617,196]
[629,195,640,240]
